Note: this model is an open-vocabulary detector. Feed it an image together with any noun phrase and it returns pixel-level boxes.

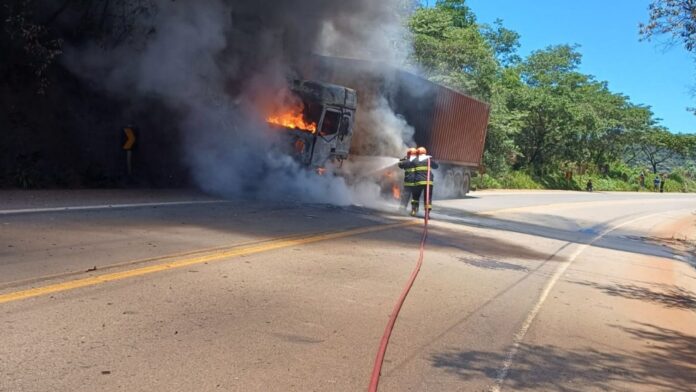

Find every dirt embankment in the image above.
[648,212,696,293]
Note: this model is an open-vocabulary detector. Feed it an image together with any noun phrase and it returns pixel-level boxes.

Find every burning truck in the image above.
[266,57,490,198]
[266,80,357,168]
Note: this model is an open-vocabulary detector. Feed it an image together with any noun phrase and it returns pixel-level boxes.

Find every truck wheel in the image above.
[443,170,455,198]
[453,172,463,197]
[460,173,471,196]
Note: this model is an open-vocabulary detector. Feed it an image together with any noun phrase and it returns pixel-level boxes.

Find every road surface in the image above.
[1,189,695,391]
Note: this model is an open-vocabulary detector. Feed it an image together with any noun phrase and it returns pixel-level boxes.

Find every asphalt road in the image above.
[1,189,695,391]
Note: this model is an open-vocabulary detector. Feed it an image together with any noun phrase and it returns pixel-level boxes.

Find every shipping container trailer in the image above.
[297,56,490,196]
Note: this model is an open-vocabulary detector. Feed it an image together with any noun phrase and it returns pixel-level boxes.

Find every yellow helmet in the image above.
[417,147,427,155]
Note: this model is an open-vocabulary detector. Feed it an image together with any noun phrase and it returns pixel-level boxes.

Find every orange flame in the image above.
[267,107,317,133]
[392,184,401,200]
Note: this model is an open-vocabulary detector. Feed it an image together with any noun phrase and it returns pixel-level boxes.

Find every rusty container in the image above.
[425,85,490,166]
[388,68,490,168]
[298,56,490,168]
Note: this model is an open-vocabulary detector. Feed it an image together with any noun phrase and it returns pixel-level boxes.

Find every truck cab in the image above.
[271,80,357,168]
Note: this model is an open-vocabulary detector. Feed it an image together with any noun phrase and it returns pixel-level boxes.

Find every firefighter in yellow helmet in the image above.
[410,147,438,216]
[398,147,418,210]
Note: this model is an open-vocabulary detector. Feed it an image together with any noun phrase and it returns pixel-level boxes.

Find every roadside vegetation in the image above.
[409,0,696,192]
[474,168,696,192]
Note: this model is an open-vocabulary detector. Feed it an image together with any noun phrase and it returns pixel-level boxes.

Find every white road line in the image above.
[0,200,230,215]
[490,211,668,392]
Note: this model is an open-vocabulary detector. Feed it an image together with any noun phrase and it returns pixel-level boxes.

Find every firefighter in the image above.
[398,147,418,210]
[410,147,439,217]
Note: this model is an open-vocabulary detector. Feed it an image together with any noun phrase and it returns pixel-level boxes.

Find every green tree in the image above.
[409,1,498,99]
[640,0,696,114]
[506,45,586,174]
[482,67,524,175]
[434,0,477,27]
[500,45,654,175]
[481,19,522,67]
[629,128,692,173]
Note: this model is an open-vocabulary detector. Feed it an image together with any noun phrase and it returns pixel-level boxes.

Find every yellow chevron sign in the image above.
[123,127,136,150]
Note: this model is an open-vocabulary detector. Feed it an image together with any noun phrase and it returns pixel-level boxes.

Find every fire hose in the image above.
[368,158,431,392]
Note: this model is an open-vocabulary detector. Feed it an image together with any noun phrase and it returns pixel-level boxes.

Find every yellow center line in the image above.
[0,220,419,305]
[0,231,349,291]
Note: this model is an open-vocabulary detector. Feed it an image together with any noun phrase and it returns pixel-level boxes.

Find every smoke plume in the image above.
[65,0,416,205]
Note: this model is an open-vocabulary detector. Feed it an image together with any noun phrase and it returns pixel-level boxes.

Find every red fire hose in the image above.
[368,158,431,392]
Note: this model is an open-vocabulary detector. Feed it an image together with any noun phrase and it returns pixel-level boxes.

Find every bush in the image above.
[13,152,43,189]
[473,173,502,190]
[663,180,684,193]
[479,166,696,193]
[538,173,580,190]
[575,174,634,191]
[606,162,636,182]
[499,171,542,189]
[668,172,684,184]
[678,177,696,192]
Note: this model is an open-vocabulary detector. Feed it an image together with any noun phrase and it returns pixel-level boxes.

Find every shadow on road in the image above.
[569,280,696,311]
[2,199,693,287]
[457,256,529,272]
[385,240,574,375]
[425,225,559,263]
[430,322,696,391]
[431,206,695,271]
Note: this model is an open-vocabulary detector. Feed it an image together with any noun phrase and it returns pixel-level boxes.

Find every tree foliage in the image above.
[640,0,696,52]
[625,128,694,173]
[481,19,521,67]
[640,0,696,115]
[409,1,497,99]
[2,0,154,93]
[411,0,695,183]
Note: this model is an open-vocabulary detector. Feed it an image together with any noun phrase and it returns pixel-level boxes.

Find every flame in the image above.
[316,167,326,176]
[294,139,305,153]
[267,107,317,133]
[381,170,401,200]
[392,184,401,200]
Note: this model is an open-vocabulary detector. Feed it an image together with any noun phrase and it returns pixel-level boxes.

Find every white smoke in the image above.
[316,2,414,66]
[63,0,416,207]
[352,96,415,158]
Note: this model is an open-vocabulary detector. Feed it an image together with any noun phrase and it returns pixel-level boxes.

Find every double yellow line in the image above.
[0,221,418,305]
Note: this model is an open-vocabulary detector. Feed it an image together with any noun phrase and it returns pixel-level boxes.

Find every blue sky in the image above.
[464,0,696,134]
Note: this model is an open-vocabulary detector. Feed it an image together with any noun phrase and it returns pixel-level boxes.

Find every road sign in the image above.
[123,127,136,150]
